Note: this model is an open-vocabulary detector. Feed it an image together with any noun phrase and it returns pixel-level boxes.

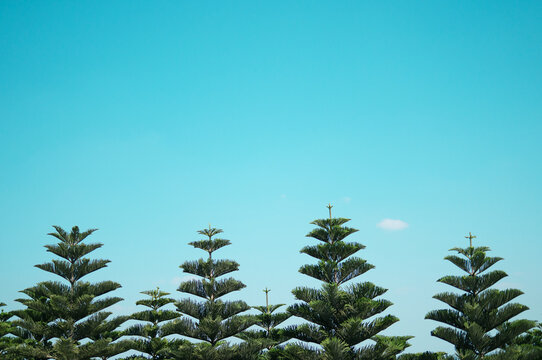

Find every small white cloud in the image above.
[343,197,351,203]
[280,194,287,199]
[377,219,409,231]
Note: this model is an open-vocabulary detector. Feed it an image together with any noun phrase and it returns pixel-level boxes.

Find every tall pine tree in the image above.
[12,226,126,360]
[287,205,411,359]
[163,226,255,359]
[425,233,536,359]
[124,287,186,359]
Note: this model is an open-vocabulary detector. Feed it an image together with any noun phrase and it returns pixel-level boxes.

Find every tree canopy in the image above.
[286,206,411,359]
[426,233,536,359]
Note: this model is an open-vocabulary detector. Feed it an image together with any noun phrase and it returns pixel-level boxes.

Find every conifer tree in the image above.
[425,233,536,359]
[124,287,187,359]
[163,226,255,359]
[12,226,126,360]
[287,205,411,359]
[238,288,292,358]
[1,302,24,360]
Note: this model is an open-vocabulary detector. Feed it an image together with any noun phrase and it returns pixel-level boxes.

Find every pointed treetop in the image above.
[48,226,98,246]
[137,286,176,310]
[190,226,230,256]
[141,286,170,300]
[465,232,477,247]
[37,226,108,286]
[263,287,271,312]
[197,225,223,239]
[327,203,333,219]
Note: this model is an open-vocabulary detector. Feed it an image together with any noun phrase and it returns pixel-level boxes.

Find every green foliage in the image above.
[280,335,412,360]
[10,226,127,360]
[2,220,540,360]
[164,339,269,360]
[397,351,451,360]
[9,285,57,360]
[495,324,542,360]
[163,226,256,357]
[238,289,292,356]
[0,302,12,352]
[86,315,132,360]
[1,302,25,360]
[425,239,537,359]
[287,210,411,359]
[124,287,188,359]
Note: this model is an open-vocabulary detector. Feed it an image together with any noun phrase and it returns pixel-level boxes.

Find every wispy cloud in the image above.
[343,197,351,203]
[377,219,409,231]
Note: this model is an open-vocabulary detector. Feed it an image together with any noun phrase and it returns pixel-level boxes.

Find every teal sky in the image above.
[1,1,541,354]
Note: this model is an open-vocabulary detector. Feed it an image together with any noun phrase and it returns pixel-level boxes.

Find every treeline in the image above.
[0,207,540,360]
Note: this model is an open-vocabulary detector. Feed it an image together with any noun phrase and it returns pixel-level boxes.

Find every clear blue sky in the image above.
[1,1,541,355]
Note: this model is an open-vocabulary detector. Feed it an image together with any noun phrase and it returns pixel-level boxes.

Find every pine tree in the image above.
[11,226,126,360]
[124,287,187,359]
[238,288,292,358]
[425,233,537,359]
[1,302,24,360]
[163,226,255,359]
[287,205,411,359]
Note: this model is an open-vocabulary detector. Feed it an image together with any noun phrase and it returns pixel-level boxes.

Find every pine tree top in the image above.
[178,227,247,301]
[189,226,231,255]
[198,226,223,238]
[307,218,358,244]
[253,304,286,314]
[298,208,370,285]
[127,287,180,336]
[288,206,410,356]
[136,287,176,310]
[12,225,124,360]
[48,225,98,246]
[125,289,182,358]
[439,243,507,295]
[168,226,254,345]
[36,226,110,287]
[180,226,241,289]
[426,233,537,357]
[445,246,503,276]
[238,288,291,351]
